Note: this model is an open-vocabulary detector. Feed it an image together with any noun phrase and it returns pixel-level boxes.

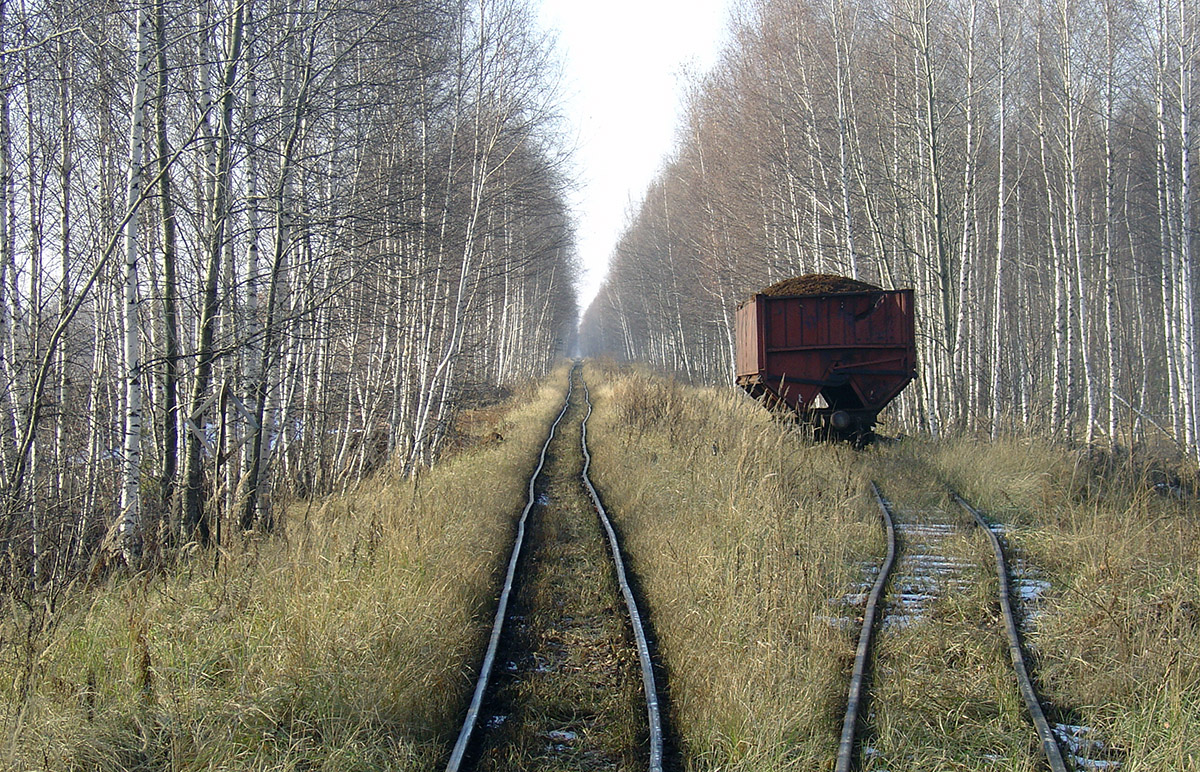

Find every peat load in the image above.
[759,273,880,296]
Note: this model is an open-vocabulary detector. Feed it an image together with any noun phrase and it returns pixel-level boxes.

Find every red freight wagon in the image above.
[735,287,917,441]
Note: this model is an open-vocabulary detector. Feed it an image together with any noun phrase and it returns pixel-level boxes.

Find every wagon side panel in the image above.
[735,296,765,379]
[737,289,917,418]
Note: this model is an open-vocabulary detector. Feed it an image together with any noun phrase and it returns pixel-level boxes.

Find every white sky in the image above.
[534,0,735,314]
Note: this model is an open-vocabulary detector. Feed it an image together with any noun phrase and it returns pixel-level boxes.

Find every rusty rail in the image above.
[951,491,1068,772]
[581,376,664,772]
[835,482,898,772]
[444,368,575,772]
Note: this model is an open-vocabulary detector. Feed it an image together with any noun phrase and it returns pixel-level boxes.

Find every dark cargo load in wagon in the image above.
[735,275,917,440]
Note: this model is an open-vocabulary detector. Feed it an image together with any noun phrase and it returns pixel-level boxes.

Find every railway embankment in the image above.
[923,437,1200,770]
[455,366,650,771]
[584,362,1199,771]
[582,360,877,769]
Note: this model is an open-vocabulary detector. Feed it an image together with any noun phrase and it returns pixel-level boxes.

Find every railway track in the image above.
[445,364,664,772]
[836,483,1079,772]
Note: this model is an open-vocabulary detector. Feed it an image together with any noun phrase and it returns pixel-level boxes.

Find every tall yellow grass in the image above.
[583,363,878,769]
[0,365,571,771]
[924,436,1200,771]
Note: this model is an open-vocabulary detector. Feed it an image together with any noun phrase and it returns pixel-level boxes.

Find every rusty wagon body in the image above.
[735,286,917,441]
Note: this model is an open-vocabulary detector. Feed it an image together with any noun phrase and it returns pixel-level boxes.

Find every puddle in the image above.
[841,591,869,607]
[861,746,889,770]
[546,728,579,753]
[884,513,970,626]
[485,714,508,729]
[1053,723,1122,770]
[536,492,551,506]
[1015,578,1050,602]
[816,613,857,629]
[1007,553,1051,632]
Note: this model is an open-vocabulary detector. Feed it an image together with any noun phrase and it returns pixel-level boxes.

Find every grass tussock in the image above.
[903,435,1200,771]
[583,363,879,770]
[0,365,572,772]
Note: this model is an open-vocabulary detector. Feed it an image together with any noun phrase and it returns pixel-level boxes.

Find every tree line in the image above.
[580,0,1198,462]
[0,0,577,589]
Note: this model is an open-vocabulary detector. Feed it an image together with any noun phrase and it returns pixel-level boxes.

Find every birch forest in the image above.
[0,0,577,584]
[580,0,1199,461]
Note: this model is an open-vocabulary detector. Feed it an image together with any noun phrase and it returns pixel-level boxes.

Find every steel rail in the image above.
[580,377,665,772]
[835,482,898,772]
[444,368,576,772]
[951,491,1068,772]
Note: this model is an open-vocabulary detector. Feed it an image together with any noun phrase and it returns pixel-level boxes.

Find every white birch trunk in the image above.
[1176,0,1196,455]
[56,35,73,495]
[119,0,154,565]
[954,0,978,427]
[1104,0,1119,443]
[1037,17,1068,431]
[0,3,16,494]
[1155,3,1181,441]
[240,0,264,526]
[1060,0,1097,443]
[831,0,858,278]
[990,0,1008,438]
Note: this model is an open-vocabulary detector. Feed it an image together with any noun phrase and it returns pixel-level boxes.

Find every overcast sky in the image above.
[534,0,735,314]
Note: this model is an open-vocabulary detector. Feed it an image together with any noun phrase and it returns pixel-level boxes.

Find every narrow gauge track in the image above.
[445,364,664,772]
[836,483,1068,772]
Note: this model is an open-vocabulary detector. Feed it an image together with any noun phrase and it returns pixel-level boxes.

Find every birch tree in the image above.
[0,0,577,585]
[118,0,153,564]
[582,0,1200,462]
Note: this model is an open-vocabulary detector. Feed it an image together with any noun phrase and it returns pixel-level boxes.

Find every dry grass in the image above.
[861,485,1043,767]
[582,362,880,770]
[909,436,1200,771]
[584,362,1199,770]
[0,364,572,771]
[12,361,1190,771]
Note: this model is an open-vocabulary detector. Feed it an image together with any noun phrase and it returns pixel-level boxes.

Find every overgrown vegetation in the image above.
[5,362,1195,771]
[849,438,1199,770]
[473,369,644,770]
[0,367,571,771]
[924,437,1200,771]
[586,363,1199,770]
[852,453,1044,770]
[583,361,879,769]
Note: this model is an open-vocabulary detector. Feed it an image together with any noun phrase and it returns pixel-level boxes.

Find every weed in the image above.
[583,362,878,769]
[896,435,1200,770]
[0,365,573,771]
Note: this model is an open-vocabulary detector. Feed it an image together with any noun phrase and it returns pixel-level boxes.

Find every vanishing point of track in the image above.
[445,363,664,772]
